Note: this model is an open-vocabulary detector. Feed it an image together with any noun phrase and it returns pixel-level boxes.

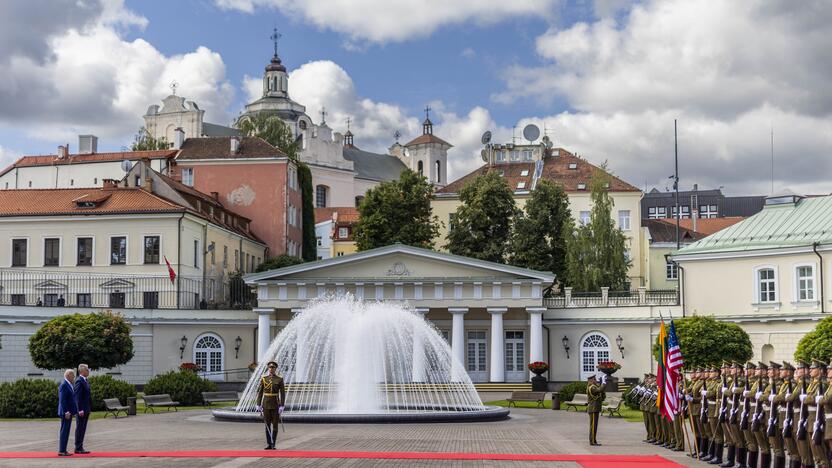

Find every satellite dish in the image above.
[542,135,553,149]
[121,160,133,172]
[481,131,492,145]
[480,149,488,162]
[523,124,540,142]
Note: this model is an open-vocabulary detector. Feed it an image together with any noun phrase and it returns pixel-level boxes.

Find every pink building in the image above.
[173,136,303,258]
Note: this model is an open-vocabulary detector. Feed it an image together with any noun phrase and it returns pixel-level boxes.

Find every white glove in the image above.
[701,390,708,396]
[799,394,806,403]
[785,392,792,399]
[755,391,762,399]
[742,390,750,397]
[278,406,285,415]
[686,395,693,402]
[722,387,728,393]
[255,405,263,412]
[768,395,775,402]
[816,396,823,404]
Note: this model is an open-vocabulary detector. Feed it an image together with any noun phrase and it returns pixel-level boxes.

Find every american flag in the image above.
[660,320,684,420]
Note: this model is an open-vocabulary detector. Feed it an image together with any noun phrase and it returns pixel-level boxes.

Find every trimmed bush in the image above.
[88,375,136,411]
[29,312,134,370]
[0,378,58,418]
[795,315,832,362]
[558,381,588,402]
[143,370,217,406]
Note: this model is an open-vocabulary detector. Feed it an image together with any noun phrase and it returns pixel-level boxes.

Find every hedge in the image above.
[0,378,58,418]
[558,381,588,403]
[143,370,217,406]
[88,375,136,411]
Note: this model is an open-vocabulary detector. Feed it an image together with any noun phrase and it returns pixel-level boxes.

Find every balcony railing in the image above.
[543,287,678,308]
[0,269,255,310]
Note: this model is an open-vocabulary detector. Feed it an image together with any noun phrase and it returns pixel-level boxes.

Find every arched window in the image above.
[315,185,328,208]
[435,160,441,183]
[193,333,224,382]
[417,160,423,176]
[579,332,610,381]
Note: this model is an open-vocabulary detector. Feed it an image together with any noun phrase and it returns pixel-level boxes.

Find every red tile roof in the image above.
[404,133,453,147]
[0,187,184,217]
[437,148,640,194]
[315,207,360,224]
[176,137,286,160]
[642,217,745,244]
[0,150,178,177]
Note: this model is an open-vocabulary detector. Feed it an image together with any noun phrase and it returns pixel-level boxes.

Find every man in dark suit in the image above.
[57,369,77,456]
[74,364,92,454]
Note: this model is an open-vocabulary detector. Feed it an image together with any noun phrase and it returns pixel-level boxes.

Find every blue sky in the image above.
[0,0,829,195]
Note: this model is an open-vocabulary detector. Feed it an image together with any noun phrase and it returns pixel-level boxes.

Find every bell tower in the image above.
[263,28,289,98]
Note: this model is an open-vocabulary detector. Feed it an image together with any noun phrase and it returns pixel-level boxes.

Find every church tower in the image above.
[400,107,452,188]
[262,29,289,98]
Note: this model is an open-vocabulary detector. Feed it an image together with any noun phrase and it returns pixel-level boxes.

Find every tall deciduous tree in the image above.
[446,171,518,263]
[131,127,168,151]
[652,316,752,368]
[237,114,314,258]
[509,179,573,284]
[566,165,631,291]
[354,169,440,250]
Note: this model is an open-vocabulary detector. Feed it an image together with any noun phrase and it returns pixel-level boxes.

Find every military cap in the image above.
[797,360,809,369]
[266,361,278,367]
[811,359,827,369]
[721,361,731,368]
[769,361,781,369]
[782,361,795,370]
[757,361,768,370]
[746,362,756,370]
[587,375,597,381]
[732,361,743,369]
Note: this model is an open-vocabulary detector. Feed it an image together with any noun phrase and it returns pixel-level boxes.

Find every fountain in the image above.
[212,296,509,423]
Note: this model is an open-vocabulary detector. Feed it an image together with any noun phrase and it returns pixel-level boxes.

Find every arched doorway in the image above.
[193,333,224,382]
[761,344,774,363]
[580,332,611,381]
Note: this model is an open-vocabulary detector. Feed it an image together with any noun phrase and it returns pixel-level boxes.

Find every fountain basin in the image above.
[212,405,510,423]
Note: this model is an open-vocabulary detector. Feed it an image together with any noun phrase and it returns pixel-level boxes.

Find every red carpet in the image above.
[0,450,681,466]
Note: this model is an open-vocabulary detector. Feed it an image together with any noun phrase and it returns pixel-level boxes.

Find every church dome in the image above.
[266,56,286,72]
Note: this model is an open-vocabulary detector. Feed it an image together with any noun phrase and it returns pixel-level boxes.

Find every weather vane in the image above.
[170,80,179,96]
[424,105,431,120]
[270,28,282,58]
[320,106,327,124]
[394,130,401,143]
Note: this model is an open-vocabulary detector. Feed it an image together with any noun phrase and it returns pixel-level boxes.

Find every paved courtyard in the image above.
[0,406,694,467]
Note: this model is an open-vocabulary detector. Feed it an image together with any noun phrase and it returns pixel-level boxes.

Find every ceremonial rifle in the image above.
[813,377,825,446]
[718,374,729,424]
[700,380,710,426]
[766,377,780,437]
[782,377,795,439]
[796,377,809,441]
[739,373,751,430]
[751,375,766,432]
[729,374,741,425]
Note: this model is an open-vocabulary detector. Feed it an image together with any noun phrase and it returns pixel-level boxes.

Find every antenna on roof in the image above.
[770,123,775,195]
[320,106,327,124]
[346,117,351,132]
[511,125,517,145]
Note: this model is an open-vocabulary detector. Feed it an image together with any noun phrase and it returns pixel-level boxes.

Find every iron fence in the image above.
[0,269,255,310]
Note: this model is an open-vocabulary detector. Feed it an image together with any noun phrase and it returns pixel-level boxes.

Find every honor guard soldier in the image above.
[701,365,719,462]
[720,361,739,467]
[819,360,832,467]
[791,360,811,467]
[587,375,604,446]
[256,361,286,450]
[739,362,757,468]
[640,374,656,443]
[760,361,782,468]
[779,361,800,468]
[807,359,827,467]
[689,368,708,459]
[708,363,729,465]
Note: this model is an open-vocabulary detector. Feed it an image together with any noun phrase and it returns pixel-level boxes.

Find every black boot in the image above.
[701,439,714,462]
[788,460,801,468]
[734,447,747,468]
[709,443,725,465]
[721,445,736,467]
[758,452,769,468]
[745,449,757,468]
[773,456,785,468]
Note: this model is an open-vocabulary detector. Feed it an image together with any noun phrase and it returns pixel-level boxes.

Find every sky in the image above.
[0,0,830,196]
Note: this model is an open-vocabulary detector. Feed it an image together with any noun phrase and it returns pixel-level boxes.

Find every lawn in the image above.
[484,399,644,423]
[0,402,213,422]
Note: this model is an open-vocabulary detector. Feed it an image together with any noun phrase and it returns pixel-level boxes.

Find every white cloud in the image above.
[215,0,558,45]
[0,1,234,146]
[0,145,19,171]
[487,0,832,195]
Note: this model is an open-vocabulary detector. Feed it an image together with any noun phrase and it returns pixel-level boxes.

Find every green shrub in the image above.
[0,378,58,418]
[88,375,136,411]
[143,370,217,406]
[558,381,588,402]
[652,316,752,368]
[29,312,134,370]
[795,316,832,362]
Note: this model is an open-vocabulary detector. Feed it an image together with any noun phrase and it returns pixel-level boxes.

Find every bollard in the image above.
[127,397,137,416]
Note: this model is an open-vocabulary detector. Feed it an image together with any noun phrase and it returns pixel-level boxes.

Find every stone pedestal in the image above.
[531,375,547,392]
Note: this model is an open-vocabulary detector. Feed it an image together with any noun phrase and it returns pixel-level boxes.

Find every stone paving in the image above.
[0,406,696,467]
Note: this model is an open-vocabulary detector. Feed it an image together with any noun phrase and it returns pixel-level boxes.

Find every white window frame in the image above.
[516,181,526,190]
[579,331,611,381]
[495,150,505,162]
[142,234,162,265]
[193,332,224,382]
[42,236,62,267]
[753,265,779,304]
[793,263,817,302]
[181,168,194,186]
[618,210,631,231]
[666,261,678,280]
[338,227,348,239]
[699,204,718,218]
[10,237,29,267]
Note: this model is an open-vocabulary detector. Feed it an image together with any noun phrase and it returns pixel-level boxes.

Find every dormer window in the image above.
[517,181,526,189]
[577,183,587,190]
[568,163,578,170]
[520,169,529,177]
[765,194,803,206]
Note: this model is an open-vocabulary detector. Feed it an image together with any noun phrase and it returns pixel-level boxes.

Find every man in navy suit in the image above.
[57,369,77,456]
[74,364,92,454]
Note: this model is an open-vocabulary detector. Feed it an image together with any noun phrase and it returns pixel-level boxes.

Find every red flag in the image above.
[164,256,176,284]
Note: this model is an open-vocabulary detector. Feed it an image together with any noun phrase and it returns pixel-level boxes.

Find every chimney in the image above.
[102,179,118,189]
[173,127,185,149]
[210,191,219,201]
[230,137,240,154]
[78,135,98,154]
[57,145,69,159]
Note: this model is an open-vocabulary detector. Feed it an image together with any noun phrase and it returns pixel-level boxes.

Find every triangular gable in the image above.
[99,279,136,289]
[246,244,555,283]
[34,279,68,290]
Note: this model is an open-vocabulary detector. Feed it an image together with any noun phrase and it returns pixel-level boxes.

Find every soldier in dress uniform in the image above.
[807,359,827,467]
[701,365,719,462]
[720,361,739,467]
[820,361,832,466]
[708,363,728,465]
[757,361,779,468]
[640,374,656,443]
[791,361,811,467]
[255,361,286,450]
[738,362,757,468]
[690,368,708,459]
[778,361,800,468]
[587,375,604,446]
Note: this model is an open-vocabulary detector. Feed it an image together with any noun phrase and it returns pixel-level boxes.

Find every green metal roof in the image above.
[675,195,832,256]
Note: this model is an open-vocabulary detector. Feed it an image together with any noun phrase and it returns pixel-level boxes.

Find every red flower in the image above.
[527,361,550,372]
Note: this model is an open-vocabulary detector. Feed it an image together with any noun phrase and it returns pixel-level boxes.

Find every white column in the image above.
[488,307,507,382]
[292,308,307,382]
[254,308,274,362]
[449,308,468,379]
[527,307,545,380]
[412,308,429,382]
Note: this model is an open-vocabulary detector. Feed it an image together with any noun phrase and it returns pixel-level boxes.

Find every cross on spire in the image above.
[320,106,327,124]
[394,130,401,143]
[424,105,431,121]
[270,28,282,58]
[169,80,179,96]
[346,117,351,131]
